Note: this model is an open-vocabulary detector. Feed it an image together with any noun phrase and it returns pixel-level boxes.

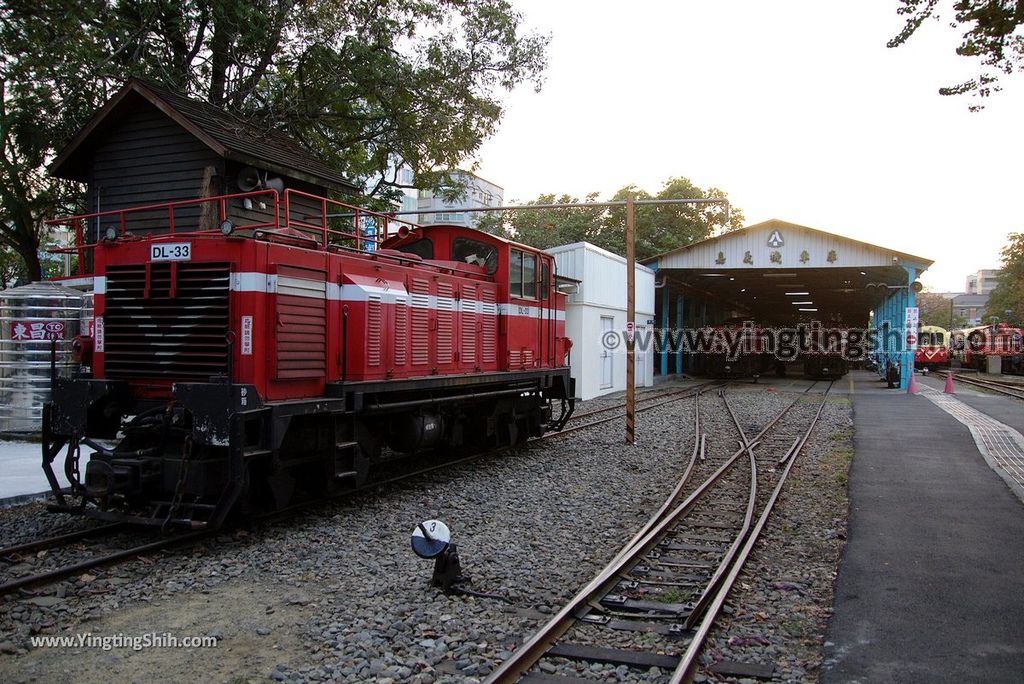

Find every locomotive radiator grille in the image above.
[103,262,230,381]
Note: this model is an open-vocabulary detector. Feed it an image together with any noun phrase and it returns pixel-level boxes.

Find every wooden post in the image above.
[626,194,636,445]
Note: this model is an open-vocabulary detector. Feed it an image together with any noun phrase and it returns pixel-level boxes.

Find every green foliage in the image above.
[494,177,744,260]
[917,291,967,328]
[481,192,604,250]
[0,242,27,287]
[985,232,1023,326]
[0,0,549,277]
[889,1,1024,109]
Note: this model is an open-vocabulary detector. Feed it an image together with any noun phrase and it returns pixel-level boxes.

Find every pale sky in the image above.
[473,1,1023,292]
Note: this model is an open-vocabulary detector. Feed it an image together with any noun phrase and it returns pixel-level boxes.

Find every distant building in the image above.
[966,269,1002,295]
[379,162,418,215]
[417,171,503,228]
[953,293,990,326]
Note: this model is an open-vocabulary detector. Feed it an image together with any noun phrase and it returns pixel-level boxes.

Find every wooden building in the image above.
[49,78,359,239]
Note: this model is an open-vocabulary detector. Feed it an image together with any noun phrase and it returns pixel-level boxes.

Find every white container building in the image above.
[547,242,655,401]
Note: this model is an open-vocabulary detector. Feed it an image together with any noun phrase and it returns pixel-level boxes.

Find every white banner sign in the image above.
[905,307,919,350]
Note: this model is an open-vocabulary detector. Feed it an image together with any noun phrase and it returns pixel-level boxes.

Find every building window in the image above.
[436,212,465,223]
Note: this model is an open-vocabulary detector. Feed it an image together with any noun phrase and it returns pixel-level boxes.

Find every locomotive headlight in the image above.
[103,226,118,241]
[72,335,93,365]
[219,219,235,236]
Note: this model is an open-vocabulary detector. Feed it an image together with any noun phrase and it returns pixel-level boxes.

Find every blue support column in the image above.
[676,294,684,374]
[880,301,889,380]
[660,289,669,377]
[687,299,696,371]
[898,285,907,390]
[900,265,920,390]
[888,293,897,377]
[876,305,884,378]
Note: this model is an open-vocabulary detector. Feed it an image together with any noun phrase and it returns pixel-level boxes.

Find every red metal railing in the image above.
[47,190,281,275]
[282,188,410,251]
[46,188,421,277]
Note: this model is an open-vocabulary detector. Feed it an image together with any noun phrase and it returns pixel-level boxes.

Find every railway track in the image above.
[934,370,1024,400]
[0,379,719,599]
[484,381,832,683]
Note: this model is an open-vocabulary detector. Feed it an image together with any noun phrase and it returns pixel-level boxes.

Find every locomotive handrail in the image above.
[44,188,425,277]
[45,190,282,275]
[281,188,418,250]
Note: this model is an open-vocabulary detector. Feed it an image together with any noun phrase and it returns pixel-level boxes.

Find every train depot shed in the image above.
[642,219,933,389]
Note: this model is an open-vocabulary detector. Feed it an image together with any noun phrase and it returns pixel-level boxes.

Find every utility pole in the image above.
[625,194,636,445]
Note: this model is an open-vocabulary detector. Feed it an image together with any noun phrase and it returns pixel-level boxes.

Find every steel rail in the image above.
[668,381,834,683]
[0,531,208,597]
[607,385,708,566]
[548,385,721,439]
[0,523,125,559]
[379,381,718,486]
[680,391,766,630]
[484,382,821,684]
[3,381,713,597]
[569,381,717,423]
[934,370,1024,400]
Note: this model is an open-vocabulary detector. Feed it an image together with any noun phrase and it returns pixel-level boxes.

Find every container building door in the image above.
[600,315,614,389]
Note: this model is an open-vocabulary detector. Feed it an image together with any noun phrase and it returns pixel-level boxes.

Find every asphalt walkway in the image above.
[822,371,1024,682]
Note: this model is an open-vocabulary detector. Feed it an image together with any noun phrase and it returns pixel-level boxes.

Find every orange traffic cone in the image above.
[944,372,955,394]
[907,371,919,394]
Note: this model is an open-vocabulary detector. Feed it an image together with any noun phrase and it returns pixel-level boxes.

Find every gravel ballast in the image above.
[0,387,695,682]
[0,380,852,683]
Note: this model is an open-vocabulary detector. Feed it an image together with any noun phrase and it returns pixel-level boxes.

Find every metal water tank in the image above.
[0,282,87,434]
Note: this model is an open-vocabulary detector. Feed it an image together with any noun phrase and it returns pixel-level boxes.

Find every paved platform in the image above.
[822,370,1024,683]
[0,439,85,503]
[917,372,1024,435]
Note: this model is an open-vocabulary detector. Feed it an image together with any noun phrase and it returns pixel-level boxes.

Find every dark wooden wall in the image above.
[82,103,336,243]
[87,106,221,239]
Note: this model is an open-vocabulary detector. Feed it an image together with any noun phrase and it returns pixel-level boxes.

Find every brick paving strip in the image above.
[919,385,1024,503]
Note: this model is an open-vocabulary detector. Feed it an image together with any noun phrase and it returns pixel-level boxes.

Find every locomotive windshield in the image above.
[452,237,498,274]
[397,238,434,259]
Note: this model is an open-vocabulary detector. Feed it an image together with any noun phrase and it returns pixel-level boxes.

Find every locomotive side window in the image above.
[509,248,539,299]
[541,261,550,300]
[522,253,537,299]
[452,237,498,274]
[510,249,523,296]
[397,238,434,259]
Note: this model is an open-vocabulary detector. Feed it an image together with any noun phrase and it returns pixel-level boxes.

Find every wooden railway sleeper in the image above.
[580,614,688,636]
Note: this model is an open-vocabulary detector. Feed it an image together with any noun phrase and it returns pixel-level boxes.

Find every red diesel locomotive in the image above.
[960,324,1024,374]
[43,190,575,529]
